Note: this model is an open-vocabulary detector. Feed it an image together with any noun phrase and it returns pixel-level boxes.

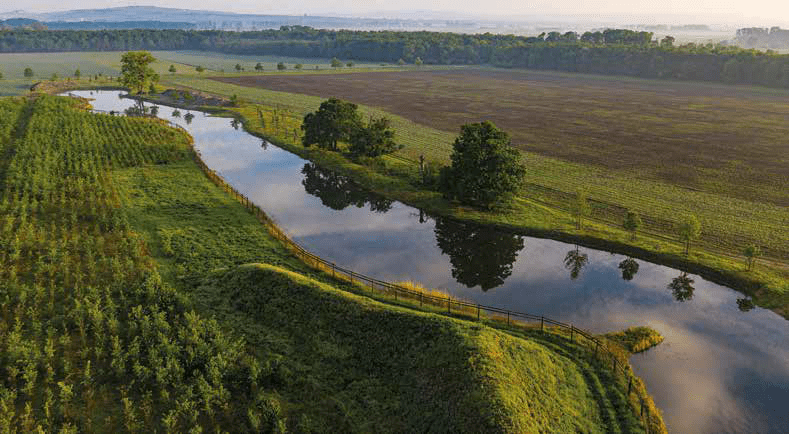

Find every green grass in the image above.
[139,71,789,319]
[604,327,665,354]
[188,263,647,433]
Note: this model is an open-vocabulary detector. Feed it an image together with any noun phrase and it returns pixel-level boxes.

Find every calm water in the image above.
[71,90,789,434]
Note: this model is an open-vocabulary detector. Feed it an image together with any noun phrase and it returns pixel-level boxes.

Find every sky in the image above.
[4,0,788,26]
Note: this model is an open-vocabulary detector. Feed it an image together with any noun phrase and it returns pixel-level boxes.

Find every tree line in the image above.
[3,27,789,87]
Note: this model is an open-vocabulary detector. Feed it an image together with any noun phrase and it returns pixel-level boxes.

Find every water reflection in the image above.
[433,218,525,291]
[184,112,195,125]
[564,245,589,280]
[230,118,241,130]
[669,272,695,302]
[618,257,640,281]
[301,163,393,213]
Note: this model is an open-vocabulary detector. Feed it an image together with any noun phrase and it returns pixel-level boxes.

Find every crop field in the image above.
[213,69,789,260]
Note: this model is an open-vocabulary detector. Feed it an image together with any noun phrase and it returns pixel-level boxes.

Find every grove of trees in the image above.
[2,27,789,88]
[301,97,398,157]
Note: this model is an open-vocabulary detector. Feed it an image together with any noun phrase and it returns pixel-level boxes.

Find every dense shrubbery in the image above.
[1,27,789,87]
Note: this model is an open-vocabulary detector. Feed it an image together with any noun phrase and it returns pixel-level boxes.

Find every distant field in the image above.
[0,50,405,95]
[213,69,789,259]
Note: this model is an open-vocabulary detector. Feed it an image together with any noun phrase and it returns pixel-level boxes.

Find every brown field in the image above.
[215,68,789,207]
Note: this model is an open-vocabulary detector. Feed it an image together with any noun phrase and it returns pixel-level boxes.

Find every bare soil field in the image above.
[215,69,789,207]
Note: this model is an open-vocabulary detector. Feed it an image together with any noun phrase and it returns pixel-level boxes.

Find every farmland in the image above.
[0,92,661,432]
[213,69,789,263]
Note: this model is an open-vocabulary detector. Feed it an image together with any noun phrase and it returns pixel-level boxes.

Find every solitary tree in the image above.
[438,121,526,209]
[229,94,240,107]
[168,64,176,74]
[195,65,205,73]
[255,62,263,71]
[277,62,286,71]
[331,57,342,68]
[23,67,34,77]
[623,210,643,240]
[415,57,423,66]
[120,51,158,95]
[74,69,81,79]
[235,64,243,72]
[397,58,406,66]
[743,244,762,271]
[346,62,354,68]
[573,192,591,229]
[349,116,399,157]
[294,64,303,70]
[0,72,3,80]
[678,214,701,255]
[301,98,362,151]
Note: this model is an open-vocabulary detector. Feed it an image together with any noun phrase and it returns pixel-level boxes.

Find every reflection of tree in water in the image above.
[434,218,524,291]
[184,112,195,125]
[230,118,241,130]
[301,163,393,213]
[564,245,589,280]
[668,272,695,302]
[736,297,755,312]
[618,257,640,281]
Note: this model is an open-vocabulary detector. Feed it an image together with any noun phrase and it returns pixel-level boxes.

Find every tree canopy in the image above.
[301,98,362,151]
[349,116,399,157]
[439,121,525,209]
[120,51,159,94]
[678,214,702,255]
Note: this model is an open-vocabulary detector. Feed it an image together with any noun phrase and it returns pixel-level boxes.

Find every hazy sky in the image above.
[4,0,788,25]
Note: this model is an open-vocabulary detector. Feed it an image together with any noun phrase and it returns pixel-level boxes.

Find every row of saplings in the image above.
[301,97,764,271]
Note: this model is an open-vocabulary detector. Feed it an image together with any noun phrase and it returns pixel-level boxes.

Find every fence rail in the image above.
[85,102,663,434]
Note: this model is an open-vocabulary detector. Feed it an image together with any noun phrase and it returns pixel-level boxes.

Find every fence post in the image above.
[477,305,480,321]
[447,296,451,313]
[628,376,632,395]
[595,340,599,357]
[507,311,510,326]
[394,286,397,301]
[540,316,544,332]
[571,325,574,342]
[612,356,617,371]
[420,292,423,307]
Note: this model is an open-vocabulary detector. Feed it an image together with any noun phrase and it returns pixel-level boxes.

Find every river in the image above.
[68,90,789,434]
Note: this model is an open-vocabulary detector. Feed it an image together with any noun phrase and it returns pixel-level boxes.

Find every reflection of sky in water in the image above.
[71,90,789,434]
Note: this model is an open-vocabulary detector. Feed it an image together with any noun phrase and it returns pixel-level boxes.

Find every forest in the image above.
[1,27,789,87]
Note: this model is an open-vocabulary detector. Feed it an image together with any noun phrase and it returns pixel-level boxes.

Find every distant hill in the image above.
[0,6,484,32]
[0,18,196,30]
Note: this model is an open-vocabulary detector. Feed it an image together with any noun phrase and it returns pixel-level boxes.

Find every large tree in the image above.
[301,98,362,151]
[349,116,399,157]
[439,121,525,209]
[120,51,159,94]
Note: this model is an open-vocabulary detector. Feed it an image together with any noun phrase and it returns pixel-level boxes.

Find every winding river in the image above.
[70,90,789,434]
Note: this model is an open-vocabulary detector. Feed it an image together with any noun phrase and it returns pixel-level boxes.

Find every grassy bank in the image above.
[102,96,665,432]
[145,74,789,319]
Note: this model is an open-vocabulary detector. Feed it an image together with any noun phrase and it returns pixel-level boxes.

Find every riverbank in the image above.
[87,92,667,432]
[145,88,789,320]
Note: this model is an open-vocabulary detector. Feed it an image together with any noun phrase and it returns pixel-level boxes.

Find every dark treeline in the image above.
[2,26,789,87]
